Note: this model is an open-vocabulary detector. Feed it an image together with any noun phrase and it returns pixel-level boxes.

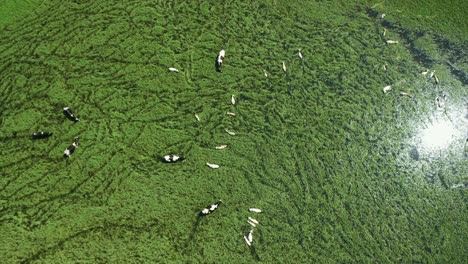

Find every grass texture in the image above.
[0,0,467,263]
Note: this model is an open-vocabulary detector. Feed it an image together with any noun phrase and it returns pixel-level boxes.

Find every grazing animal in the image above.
[383,85,392,93]
[451,183,468,189]
[161,154,185,163]
[168,67,179,72]
[225,129,235,136]
[298,49,303,59]
[282,61,287,72]
[244,229,254,246]
[215,49,225,72]
[248,217,259,225]
[386,40,398,44]
[200,199,222,216]
[206,162,220,169]
[249,208,262,213]
[244,235,252,246]
[215,145,228,150]
[32,131,52,139]
[195,114,200,122]
[63,107,79,122]
[400,92,413,98]
[64,137,79,158]
[248,229,254,243]
[247,220,257,227]
[231,94,236,105]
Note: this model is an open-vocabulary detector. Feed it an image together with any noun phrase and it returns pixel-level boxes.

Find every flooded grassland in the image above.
[0,1,466,263]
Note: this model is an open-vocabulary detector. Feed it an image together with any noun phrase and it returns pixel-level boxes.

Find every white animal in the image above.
[168,67,179,72]
[227,112,236,116]
[450,183,466,189]
[206,162,220,169]
[194,114,200,122]
[215,145,228,150]
[298,49,303,59]
[249,208,262,213]
[433,74,439,84]
[383,85,392,93]
[430,70,435,78]
[231,95,236,105]
[383,64,387,71]
[400,92,412,98]
[282,61,287,72]
[421,69,429,75]
[225,129,235,135]
[264,70,268,78]
[248,230,254,243]
[386,40,398,44]
[244,236,252,246]
[383,28,387,36]
[248,217,259,225]
[381,13,386,19]
[247,220,257,227]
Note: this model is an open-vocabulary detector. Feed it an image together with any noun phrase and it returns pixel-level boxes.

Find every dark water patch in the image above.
[409,146,420,161]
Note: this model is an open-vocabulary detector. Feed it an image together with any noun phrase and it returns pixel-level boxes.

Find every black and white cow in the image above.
[160,154,185,163]
[63,107,80,122]
[215,49,225,72]
[200,199,222,216]
[32,131,53,139]
[64,137,79,158]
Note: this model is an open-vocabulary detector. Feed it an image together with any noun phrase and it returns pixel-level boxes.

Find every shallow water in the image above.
[0,1,467,263]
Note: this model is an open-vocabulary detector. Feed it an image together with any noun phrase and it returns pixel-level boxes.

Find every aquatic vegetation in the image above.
[0,0,466,263]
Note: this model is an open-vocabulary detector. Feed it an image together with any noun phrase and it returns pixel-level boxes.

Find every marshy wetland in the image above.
[0,1,467,263]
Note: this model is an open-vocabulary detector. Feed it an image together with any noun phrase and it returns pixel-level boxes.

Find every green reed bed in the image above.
[0,0,466,263]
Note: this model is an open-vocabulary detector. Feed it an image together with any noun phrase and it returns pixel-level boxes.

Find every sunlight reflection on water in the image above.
[415,102,467,157]
[420,119,456,151]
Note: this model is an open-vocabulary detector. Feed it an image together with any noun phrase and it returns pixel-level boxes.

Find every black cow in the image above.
[32,131,52,139]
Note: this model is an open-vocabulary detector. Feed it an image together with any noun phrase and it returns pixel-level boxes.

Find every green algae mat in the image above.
[1,1,467,263]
